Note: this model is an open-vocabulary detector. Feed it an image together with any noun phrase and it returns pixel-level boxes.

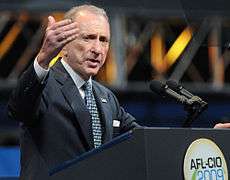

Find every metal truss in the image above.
[0,10,230,90]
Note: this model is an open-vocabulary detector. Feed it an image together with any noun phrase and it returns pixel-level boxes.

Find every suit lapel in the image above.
[52,61,94,149]
[92,82,113,143]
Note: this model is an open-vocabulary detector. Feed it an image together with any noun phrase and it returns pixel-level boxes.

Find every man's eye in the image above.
[100,37,108,43]
[83,35,96,40]
[83,36,90,40]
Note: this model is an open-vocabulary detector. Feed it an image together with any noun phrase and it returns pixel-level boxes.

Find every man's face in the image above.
[64,11,110,80]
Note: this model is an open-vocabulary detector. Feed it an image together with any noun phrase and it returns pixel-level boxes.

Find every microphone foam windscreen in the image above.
[149,80,164,94]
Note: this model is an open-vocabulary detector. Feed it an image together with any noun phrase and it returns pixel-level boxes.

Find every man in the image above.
[8,5,139,180]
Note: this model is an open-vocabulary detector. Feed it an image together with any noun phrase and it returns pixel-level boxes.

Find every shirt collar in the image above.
[61,59,92,89]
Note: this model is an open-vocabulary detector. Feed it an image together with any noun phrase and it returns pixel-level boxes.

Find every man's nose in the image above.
[91,40,102,55]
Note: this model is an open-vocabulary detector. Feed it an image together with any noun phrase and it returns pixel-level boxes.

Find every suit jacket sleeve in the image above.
[8,64,47,125]
[109,91,141,133]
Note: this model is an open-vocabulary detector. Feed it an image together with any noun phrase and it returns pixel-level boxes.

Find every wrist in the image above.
[37,52,50,69]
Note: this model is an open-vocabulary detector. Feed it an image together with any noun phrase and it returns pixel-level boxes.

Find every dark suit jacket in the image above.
[8,61,139,180]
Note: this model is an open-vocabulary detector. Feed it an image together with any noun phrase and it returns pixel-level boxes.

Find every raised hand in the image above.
[37,16,79,69]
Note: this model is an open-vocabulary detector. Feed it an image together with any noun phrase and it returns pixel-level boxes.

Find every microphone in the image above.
[149,80,192,106]
[166,80,193,99]
[150,80,208,127]
[166,80,208,109]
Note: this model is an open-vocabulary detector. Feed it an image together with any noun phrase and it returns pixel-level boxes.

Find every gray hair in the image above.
[64,4,109,22]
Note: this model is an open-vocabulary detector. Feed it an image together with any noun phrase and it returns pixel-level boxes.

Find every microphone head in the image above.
[166,80,181,91]
[149,80,165,95]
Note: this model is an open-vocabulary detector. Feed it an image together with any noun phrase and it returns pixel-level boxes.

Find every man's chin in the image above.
[86,69,99,77]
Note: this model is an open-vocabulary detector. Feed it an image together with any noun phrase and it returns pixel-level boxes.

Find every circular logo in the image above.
[184,138,228,180]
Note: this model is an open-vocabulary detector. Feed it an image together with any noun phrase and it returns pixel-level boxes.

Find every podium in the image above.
[49,128,230,180]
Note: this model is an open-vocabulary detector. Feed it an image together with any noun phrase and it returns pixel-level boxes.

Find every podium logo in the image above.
[183,138,228,180]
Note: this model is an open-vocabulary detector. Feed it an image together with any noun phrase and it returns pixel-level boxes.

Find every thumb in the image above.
[48,16,56,27]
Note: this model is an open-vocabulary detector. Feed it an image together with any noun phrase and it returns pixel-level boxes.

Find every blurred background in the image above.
[0,0,230,177]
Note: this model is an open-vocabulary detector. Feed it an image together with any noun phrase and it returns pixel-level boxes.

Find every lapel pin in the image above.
[101,98,107,103]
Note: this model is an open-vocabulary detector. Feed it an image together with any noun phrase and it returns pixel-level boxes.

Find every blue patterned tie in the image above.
[84,81,102,148]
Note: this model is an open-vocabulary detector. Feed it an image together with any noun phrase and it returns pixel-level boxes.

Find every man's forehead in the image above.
[73,10,107,22]
[73,11,110,35]
[75,10,88,18]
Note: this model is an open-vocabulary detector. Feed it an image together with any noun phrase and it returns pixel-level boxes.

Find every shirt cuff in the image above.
[34,58,49,82]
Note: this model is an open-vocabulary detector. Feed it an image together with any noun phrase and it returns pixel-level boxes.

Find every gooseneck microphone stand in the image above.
[183,96,208,127]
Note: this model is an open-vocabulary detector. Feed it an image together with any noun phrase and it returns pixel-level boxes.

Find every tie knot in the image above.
[83,81,92,92]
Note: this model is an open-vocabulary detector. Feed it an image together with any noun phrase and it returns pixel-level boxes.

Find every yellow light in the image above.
[105,51,117,84]
[151,32,166,73]
[165,27,193,66]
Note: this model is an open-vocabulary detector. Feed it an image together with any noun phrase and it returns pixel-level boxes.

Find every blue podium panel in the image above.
[0,147,20,177]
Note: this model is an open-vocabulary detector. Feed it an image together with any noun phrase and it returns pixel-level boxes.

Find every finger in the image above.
[60,34,79,46]
[221,123,230,128]
[214,123,223,128]
[54,22,78,35]
[214,123,230,129]
[49,19,73,30]
[48,16,56,27]
[56,28,79,42]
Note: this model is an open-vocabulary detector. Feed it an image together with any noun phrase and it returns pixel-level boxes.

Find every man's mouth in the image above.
[86,58,100,67]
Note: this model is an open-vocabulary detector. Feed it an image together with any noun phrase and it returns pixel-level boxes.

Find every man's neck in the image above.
[61,58,92,88]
